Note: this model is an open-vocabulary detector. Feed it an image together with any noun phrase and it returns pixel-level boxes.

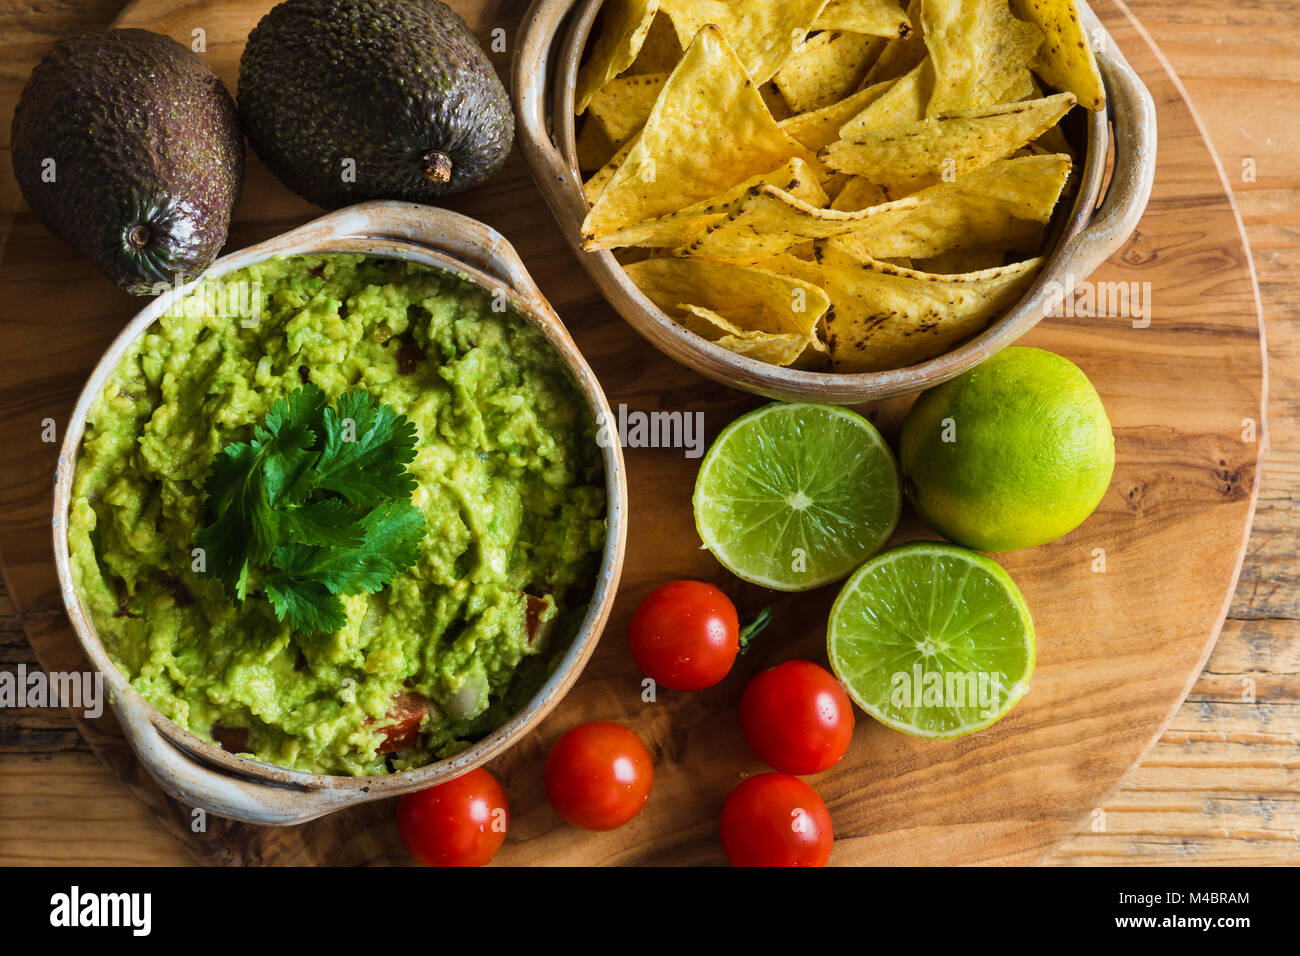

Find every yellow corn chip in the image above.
[576,116,619,171]
[922,0,1044,115]
[587,73,667,144]
[862,0,926,84]
[582,26,820,240]
[658,0,828,84]
[586,157,828,250]
[679,186,917,261]
[1011,0,1106,111]
[913,247,1008,273]
[813,240,1044,371]
[815,0,913,38]
[576,0,660,114]
[830,177,892,210]
[678,304,814,366]
[681,153,1068,262]
[761,82,794,122]
[626,11,683,74]
[780,80,894,151]
[623,256,830,348]
[820,92,1076,194]
[775,31,886,114]
[839,57,933,139]
[1000,67,1038,103]
[583,135,638,205]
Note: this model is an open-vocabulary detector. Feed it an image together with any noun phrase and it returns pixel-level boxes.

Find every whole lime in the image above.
[898,347,1115,552]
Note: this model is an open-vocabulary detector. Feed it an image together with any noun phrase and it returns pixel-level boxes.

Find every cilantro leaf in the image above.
[258,384,326,507]
[276,498,365,549]
[194,441,273,600]
[194,386,426,635]
[312,390,419,504]
[264,575,347,636]
[270,500,425,596]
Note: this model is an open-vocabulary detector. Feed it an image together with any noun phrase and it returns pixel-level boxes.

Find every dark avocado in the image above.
[10,29,244,295]
[237,0,515,209]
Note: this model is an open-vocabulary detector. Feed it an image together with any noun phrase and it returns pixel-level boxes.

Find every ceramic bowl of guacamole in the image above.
[53,200,628,825]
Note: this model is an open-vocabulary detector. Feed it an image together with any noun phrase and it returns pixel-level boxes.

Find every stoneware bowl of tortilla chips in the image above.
[514,0,1157,403]
[53,201,628,825]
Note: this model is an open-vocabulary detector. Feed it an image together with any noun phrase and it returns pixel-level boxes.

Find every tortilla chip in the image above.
[587,73,667,144]
[626,11,683,74]
[586,157,828,250]
[815,0,913,38]
[576,0,660,114]
[658,0,828,84]
[839,57,933,140]
[576,116,619,171]
[680,153,1069,262]
[914,247,1008,273]
[819,92,1076,194]
[761,82,794,122]
[1000,67,1038,103]
[623,256,830,348]
[830,177,892,210]
[678,304,813,366]
[922,0,1044,115]
[862,0,926,84]
[844,153,1069,256]
[678,185,917,262]
[780,80,893,151]
[774,31,886,114]
[1011,0,1106,111]
[583,135,638,204]
[581,26,820,240]
[813,240,1044,371]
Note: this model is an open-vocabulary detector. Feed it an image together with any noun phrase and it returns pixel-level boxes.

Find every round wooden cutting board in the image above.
[0,0,1265,865]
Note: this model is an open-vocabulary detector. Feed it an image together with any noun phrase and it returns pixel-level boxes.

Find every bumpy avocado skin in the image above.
[10,29,244,295]
[238,0,515,209]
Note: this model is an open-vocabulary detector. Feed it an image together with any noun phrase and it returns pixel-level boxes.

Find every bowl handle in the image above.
[301,200,550,304]
[1050,18,1158,283]
[115,691,362,826]
[512,0,591,252]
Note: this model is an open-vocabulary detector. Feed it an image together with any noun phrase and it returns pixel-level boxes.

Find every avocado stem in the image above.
[127,224,151,249]
[421,150,453,184]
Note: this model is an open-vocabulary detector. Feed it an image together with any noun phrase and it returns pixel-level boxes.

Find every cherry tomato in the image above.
[628,580,741,691]
[740,660,855,775]
[545,721,654,830]
[396,767,508,867]
[719,772,834,867]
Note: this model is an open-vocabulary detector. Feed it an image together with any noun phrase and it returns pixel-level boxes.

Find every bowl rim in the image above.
[52,204,628,798]
[514,0,1153,404]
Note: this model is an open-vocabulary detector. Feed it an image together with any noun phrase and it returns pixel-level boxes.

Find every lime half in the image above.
[828,542,1035,738]
[693,402,901,591]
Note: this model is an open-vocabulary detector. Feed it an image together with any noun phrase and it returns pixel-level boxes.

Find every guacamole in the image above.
[68,254,607,775]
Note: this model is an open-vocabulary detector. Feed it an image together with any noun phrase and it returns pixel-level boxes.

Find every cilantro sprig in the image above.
[195,384,426,635]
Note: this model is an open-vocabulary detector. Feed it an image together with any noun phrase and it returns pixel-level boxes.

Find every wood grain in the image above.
[1,0,1292,865]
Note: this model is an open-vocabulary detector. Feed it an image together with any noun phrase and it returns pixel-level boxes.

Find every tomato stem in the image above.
[738,605,774,653]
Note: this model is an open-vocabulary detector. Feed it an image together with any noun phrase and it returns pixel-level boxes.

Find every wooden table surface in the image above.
[0,0,1296,866]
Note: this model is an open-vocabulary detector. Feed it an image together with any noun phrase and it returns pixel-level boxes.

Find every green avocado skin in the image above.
[238,0,516,209]
[11,29,244,295]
